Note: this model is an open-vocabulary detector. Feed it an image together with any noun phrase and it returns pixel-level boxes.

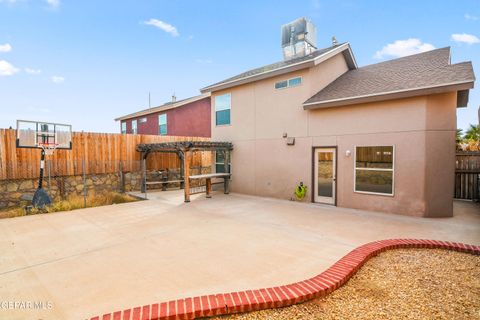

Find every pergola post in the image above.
[183,149,191,202]
[178,151,185,189]
[223,150,230,194]
[140,151,149,193]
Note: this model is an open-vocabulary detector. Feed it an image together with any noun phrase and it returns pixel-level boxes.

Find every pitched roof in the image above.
[200,43,357,93]
[115,93,210,121]
[304,47,475,109]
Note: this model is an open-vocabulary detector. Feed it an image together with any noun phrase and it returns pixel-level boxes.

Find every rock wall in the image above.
[0,166,211,209]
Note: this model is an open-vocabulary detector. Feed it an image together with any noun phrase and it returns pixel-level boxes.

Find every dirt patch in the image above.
[212,249,480,320]
[0,192,139,219]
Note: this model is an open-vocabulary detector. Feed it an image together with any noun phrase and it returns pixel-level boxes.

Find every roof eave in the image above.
[303,81,475,110]
[114,93,210,121]
[200,43,356,94]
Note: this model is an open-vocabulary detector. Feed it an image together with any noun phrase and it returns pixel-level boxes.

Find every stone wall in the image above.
[0,166,211,209]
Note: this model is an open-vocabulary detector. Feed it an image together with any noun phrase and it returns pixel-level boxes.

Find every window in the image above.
[275,80,288,89]
[355,146,394,195]
[215,93,231,126]
[159,114,167,135]
[215,151,231,173]
[139,117,147,123]
[275,76,302,90]
[131,120,137,134]
[121,122,126,134]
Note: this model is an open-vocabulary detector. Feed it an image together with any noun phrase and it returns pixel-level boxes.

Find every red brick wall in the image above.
[120,97,211,137]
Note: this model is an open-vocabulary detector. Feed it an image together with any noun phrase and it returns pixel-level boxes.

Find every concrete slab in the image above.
[0,190,479,319]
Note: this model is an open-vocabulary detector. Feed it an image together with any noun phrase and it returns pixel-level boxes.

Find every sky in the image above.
[0,0,479,133]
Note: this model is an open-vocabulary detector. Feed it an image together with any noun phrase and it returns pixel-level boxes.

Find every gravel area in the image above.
[211,249,480,320]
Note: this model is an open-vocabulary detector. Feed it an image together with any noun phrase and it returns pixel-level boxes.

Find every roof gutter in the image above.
[114,93,210,121]
[200,43,356,94]
[303,80,474,110]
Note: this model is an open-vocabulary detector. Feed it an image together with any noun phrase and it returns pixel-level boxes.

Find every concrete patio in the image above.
[0,190,479,319]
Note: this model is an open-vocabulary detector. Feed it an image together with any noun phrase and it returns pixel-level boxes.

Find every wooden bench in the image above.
[143,169,184,192]
[188,173,231,199]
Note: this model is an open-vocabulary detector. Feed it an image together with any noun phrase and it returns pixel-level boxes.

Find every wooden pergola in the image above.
[136,141,233,202]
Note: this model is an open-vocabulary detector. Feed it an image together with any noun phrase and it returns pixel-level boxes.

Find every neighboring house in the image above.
[201,31,475,217]
[115,93,211,137]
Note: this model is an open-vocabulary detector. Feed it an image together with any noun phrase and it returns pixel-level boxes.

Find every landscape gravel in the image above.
[211,249,480,320]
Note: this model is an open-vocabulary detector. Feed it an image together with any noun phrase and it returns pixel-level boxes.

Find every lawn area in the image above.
[213,249,480,320]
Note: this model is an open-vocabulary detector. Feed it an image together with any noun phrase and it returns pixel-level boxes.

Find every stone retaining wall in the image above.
[0,166,211,209]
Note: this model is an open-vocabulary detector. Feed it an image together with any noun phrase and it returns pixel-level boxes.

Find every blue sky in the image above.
[0,0,479,133]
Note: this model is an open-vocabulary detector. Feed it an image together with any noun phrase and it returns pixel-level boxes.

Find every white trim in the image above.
[114,93,210,121]
[353,145,395,197]
[274,76,303,90]
[303,80,474,107]
[201,43,354,93]
[314,148,336,205]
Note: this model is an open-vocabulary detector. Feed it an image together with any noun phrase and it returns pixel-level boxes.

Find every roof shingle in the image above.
[304,47,475,108]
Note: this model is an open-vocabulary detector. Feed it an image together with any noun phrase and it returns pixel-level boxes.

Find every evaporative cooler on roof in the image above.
[281,17,317,60]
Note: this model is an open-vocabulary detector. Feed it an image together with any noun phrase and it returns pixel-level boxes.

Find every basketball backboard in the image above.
[16,120,72,150]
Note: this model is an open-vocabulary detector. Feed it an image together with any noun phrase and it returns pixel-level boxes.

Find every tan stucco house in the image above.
[200,41,475,217]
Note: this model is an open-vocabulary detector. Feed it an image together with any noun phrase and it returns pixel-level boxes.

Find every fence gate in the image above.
[455,152,480,200]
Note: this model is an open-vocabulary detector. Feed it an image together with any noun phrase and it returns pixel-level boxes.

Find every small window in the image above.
[215,151,231,173]
[139,117,147,123]
[355,146,394,195]
[275,76,302,90]
[274,80,288,89]
[288,77,302,87]
[131,120,137,134]
[121,122,126,134]
[159,114,167,135]
[215,93,231,126]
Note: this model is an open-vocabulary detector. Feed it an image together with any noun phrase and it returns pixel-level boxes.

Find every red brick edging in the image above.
[89,239,480,320]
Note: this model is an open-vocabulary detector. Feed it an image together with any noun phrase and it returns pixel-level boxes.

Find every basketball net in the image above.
[38,143,59,156]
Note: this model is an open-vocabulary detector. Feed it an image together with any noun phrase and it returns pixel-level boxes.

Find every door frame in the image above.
[311,146,338,206]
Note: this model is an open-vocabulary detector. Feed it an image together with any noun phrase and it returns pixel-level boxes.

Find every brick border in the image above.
[89,239,479,320]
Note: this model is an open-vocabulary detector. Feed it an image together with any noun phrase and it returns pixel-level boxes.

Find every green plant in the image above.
[295,183,307,200]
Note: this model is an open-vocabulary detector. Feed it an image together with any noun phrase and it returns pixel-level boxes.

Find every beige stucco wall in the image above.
[211,52,457,217]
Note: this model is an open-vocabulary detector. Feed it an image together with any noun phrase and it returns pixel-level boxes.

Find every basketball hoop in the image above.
[38,143,59,156]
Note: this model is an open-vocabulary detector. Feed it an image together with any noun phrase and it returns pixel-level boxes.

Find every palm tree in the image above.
[464,124,479,141]
[456,128,464,144]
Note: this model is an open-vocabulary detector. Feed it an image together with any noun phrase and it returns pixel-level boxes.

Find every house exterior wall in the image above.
[120,97,211,137]
[210,52,458,217]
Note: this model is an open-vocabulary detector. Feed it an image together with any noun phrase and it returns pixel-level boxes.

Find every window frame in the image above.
[353,145,395,197]
[131,119,138,134]
[215,93,231,127]
[274,76,302,90]
[215,151,231,173]
[121,122,127,134]
[158,113,167,136]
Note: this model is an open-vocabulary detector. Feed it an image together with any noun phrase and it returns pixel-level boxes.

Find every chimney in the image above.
[332,36,338,46]
[281,17,317,60]
[171,94,176,102]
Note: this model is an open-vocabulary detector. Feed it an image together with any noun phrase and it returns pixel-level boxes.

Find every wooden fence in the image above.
[454,152,480,200]
[0,129,211,180]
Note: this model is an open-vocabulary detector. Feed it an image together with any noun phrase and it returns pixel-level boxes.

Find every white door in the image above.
[314,148,336,205]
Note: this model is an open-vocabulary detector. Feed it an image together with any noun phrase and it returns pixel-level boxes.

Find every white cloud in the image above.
[464,13,479,21]
[25,67,42,75]
[374,38,435,59]
[143,18,179,37]
[0,0,20,3]
[451,33,480,45]
[45,0,60,8]
[51,75,65,83]
[0,43,12,53]
[0,60,19,76]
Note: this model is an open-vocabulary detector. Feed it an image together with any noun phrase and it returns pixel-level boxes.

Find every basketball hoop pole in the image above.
[38,148,46,190]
